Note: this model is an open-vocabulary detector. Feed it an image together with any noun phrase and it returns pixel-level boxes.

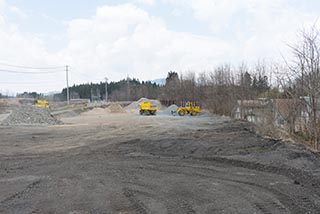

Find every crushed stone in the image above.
[125,98,162,110]
[107,104,126,113]
[162,104,178,115]
[2,105,62,126]
[81,107,110,116]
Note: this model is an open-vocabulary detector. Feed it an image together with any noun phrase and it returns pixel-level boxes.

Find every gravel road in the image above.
[0,113,319,213]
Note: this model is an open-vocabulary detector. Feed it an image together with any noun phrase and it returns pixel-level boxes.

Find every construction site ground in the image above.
[1,109,320,213]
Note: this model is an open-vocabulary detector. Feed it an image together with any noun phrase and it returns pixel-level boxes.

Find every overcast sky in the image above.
[0,0,319,94]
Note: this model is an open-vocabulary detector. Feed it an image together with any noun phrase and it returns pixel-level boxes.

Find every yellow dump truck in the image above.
[171,101,200,116]
[139,101,157,115]
[34,99,49,108]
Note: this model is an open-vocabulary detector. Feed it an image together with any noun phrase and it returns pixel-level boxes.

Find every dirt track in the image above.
[0,112,320,213]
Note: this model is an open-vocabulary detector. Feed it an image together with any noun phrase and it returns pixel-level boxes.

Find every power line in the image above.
[69,67,92,79]
[66,65,70,105]
[69,69,102,82]
[0,62,65,70]
[0,68,63,74]
[0,81,55,85]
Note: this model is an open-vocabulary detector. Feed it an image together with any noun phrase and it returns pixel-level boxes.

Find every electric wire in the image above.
[0,81,55,85]
[0,68,63,74]
[0,62,65,70]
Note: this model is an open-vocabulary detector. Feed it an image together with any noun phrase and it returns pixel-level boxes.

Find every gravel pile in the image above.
[108,103,126,113]
[81,107,110,116]
[163,104,178,115]
[2,106,62,126]
[125,98,162,110]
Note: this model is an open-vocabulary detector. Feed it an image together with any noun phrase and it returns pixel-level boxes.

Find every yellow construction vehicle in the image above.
[34,99,49,108]
[139,101,157,115]
[171,101,200,116]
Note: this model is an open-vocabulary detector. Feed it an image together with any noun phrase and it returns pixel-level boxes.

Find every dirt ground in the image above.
[0,110,320,213]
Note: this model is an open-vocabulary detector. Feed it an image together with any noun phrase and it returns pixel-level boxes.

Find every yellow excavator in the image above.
[171,101,200,116]
[139,101,157,115]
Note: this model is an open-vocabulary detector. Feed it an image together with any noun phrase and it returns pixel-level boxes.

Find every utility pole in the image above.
[66,65,70,105]
[105,77,108,103]
[127,75,130,101]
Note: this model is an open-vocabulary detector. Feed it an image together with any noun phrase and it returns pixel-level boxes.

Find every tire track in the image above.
[0,180,41,205]
[123,187,150,214]
[113,159,318,213]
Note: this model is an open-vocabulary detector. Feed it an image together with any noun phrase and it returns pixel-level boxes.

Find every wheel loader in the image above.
[171,101,200,116]
[139,101,157,115]
[34,99,49,108]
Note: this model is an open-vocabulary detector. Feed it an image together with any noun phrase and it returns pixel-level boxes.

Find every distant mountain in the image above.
[150,78,166,86]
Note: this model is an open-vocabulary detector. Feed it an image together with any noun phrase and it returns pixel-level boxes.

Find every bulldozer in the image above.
[34,99,49,108]
[139,101,157,115]
[171,101,200,116]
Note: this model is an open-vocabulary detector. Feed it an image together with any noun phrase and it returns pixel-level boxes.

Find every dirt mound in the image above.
[107,103,126,113]
[2,106,62,126]
[125,98,162,110]
[163,104,178,115]
[81,107,110,116]
[125,99,144,110]
[81,105,126,115]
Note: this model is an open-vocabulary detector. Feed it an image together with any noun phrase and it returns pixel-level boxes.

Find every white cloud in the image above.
[0,14,4,25]
[0,3,232,93]
[62,3,231,83]
[0,0,5,10]
[0,1,66,93]
[0,21,66,93]
[134,0,155,6]
[171,8,183,17]
[0,0,6,24]
[10,6,28,19]
[239,0,317,60]
[164,0,318,61]
[190,0,243,32]
[0,1,319,93]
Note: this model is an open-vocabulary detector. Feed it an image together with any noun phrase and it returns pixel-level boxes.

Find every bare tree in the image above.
[161,71,180,103]
[197,72,209,107]
[206,64,237,116]
[180,71,197,103]
[238,62,251,119]
[285,26,320,149]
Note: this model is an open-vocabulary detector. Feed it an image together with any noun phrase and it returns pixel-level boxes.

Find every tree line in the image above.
[57,62,272,116]
[159,64,272,115]
[54,26,319,149]
[56,78,160,101]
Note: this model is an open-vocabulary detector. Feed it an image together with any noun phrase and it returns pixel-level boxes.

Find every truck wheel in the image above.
[191,110,197,116]
[178,110,185,116]
[140,110,144,115]
[150,111,156,115]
